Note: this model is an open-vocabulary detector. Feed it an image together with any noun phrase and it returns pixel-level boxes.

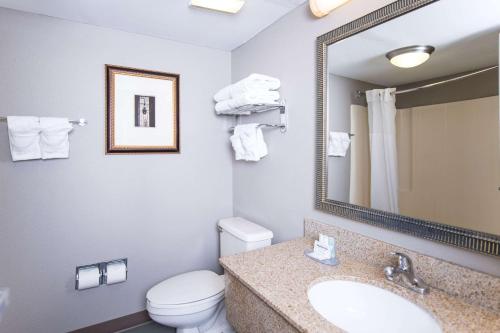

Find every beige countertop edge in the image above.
[219,238,500,333]
[221,262,310,332]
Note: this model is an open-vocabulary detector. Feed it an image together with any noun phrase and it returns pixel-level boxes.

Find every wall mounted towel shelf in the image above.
[0,117,87,127]
[225,100,287,134]
[221,102,284,115]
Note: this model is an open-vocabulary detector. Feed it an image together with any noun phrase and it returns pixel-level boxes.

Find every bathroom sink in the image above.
[308,280,441,333]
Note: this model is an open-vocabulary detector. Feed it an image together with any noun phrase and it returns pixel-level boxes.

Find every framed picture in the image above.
[106,65,180,154]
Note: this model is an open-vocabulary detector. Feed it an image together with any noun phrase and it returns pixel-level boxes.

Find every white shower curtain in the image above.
[366,88,399,214]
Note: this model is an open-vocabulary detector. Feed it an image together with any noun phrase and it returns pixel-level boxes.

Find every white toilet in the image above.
[146,217,273,333]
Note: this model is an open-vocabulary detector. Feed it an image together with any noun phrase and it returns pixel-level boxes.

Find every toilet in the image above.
[146,217,273,333]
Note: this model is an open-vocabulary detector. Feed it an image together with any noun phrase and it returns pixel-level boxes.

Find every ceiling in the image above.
[0,0,306,51]
[328,0,500,86]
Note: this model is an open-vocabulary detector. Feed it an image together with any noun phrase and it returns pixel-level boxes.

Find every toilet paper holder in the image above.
[102,258,128,285]
[75,263,103,290]
[75,258,128,290]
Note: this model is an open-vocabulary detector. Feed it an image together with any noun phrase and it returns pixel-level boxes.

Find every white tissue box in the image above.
[312,240,331,260]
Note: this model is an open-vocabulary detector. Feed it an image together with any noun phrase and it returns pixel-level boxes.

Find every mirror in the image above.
[316,0,500,256]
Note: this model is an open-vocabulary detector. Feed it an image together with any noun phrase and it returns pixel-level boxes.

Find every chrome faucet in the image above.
[384,252,429,294]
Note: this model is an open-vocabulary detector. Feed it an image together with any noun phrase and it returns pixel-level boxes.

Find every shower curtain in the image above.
[366,88,399,213]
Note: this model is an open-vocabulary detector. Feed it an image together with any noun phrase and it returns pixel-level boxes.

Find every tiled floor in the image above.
[121,321,175,333]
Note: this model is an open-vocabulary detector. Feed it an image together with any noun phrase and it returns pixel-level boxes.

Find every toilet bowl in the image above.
[146,270,228,333]
[146,217,273,333]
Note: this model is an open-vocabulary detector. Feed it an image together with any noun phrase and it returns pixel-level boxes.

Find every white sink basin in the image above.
[308,280,441,333]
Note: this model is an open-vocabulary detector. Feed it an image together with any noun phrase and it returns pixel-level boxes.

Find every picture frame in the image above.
[106,65,180,154]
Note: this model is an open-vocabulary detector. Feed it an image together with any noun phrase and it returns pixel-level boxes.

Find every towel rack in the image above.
[329,132,355,138]
[0,117,87,126]
[229,123,286,133]
[222,103,284,116]
[227,100,287,134]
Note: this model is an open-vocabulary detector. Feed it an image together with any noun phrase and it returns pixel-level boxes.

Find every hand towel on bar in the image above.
[7,116,42,161]
[215,91,280,114]
[328,131,351,157]
[214,74,281,102]
[230,123,268,161]
[39,117,73,159]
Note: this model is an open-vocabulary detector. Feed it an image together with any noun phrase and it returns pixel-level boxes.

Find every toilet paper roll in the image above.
[106,261,127,285]
[77,266,100,290]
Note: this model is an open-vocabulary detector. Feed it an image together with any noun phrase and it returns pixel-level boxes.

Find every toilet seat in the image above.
[146,270,225,316]
[147,290,224,316]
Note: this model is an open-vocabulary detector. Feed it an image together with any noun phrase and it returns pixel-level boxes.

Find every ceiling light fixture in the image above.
[386,45,435,68]
[309,0,351,18]
[189,0,245,14]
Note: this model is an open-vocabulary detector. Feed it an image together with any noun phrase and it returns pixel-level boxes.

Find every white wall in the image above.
[231,0,500,276]
[0,8,232,333]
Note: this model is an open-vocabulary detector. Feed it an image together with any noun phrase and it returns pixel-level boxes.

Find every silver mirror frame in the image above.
[315,0,500,257]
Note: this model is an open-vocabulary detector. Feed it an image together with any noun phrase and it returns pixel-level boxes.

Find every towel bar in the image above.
[228,100,287,134]
[228,123,286,133]
[0,117,87,126]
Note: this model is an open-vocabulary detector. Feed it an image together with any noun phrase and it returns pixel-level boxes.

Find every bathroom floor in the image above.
[120,322,175,333]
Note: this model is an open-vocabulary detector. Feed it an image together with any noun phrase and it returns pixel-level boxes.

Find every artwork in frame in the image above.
[106,65,180,154]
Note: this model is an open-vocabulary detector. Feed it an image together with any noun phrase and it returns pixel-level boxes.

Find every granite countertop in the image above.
[219,238,500,333]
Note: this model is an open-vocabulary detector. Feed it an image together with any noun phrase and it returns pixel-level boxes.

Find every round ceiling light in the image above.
[309,0,351,18]
[386,45,435,68]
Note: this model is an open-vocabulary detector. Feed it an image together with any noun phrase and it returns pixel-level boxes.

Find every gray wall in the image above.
[327,74,381,201]
[0,8,232,333]
[231,1,500,276]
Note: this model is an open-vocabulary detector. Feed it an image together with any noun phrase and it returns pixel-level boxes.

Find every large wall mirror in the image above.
[316,0,500,256]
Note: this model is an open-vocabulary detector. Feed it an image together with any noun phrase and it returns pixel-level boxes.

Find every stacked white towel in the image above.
[230,123,268,162]
[40,117,73,159]
[7,116,42,161]
[214,74,280,101]
[214,74,281,114]
[6,116,73,161]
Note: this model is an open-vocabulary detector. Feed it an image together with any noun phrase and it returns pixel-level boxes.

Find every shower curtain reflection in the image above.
[366,88,399,214]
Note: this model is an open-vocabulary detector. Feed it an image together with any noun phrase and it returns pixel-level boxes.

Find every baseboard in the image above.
[69,310,150,333]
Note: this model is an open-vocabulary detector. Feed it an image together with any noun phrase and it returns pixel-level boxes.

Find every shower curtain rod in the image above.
[355,65,498,98]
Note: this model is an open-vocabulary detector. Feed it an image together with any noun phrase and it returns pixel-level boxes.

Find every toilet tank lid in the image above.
[218,217,273,242]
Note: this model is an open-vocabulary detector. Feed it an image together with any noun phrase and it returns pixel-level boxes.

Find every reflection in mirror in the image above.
[326,0,500,236]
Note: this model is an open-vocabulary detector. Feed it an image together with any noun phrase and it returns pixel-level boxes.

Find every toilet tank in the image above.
[218,217,273,257]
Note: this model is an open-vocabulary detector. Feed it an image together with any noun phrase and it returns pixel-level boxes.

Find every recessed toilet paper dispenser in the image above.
[103,259,128,285]
[75,258,127,290]
[75,264,102,290]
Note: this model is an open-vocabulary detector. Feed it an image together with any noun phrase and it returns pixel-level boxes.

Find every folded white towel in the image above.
[230,123,268,162]
[328,132,351,157]
[7,116,42,161]
[214,74,281,102]
[215,91,280,114]
[39,117,73,159]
